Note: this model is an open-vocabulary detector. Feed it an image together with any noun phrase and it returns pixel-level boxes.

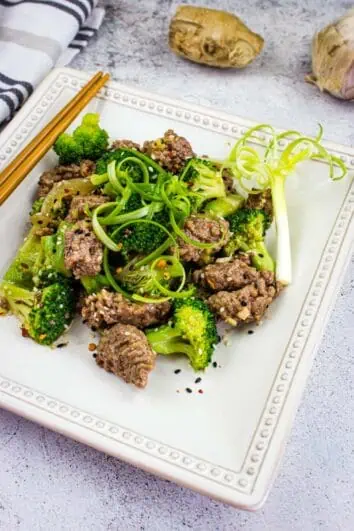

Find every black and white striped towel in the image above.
[0,0,105,124]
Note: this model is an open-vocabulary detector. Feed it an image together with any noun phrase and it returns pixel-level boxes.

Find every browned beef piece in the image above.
[208,275,282,326]
[96,324,156,388]
[193,256,270,291]
[80,160,96,177]
[142,129,194,174]
[66,195,109,221]
[245,189,273,218]
[81,289,171,330]
[222,168,236,192]
[64,221,103,279]
[0,296,9,313]
[110,139,141,151]
[177,215,230,264]
[37,160,96,197]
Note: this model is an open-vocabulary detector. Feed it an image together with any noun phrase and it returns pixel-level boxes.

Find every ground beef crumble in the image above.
[64,221,103,279]
[177,215,230,265]
[222,168,236,193]
[0,296,9,313]
[193,256,270,291]
[37,160,96,197]
[81,289,171,329]
[96,323,156,388]
[143,129,194,174]
[245,189,273,218]
[208,275,283,326]
[66,195,109,221]
[110,139,141,151]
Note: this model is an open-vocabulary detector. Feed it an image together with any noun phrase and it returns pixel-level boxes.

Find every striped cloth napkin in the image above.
[0,0,105,125]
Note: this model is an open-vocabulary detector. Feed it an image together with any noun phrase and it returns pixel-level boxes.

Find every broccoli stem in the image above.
[252,242,275,272]
[272,177,291,285]
[91,173,108,186]
[147,326,195,358]
[204,194,244,217]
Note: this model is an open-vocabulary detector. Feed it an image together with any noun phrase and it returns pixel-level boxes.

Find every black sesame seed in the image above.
[174,369,181,374]
[56,343,67,348]
[93,353,97,358]
[185,388,192,393]
[258,253,264,258]
[195,377,202,384]
[248,330,254,335]
[212,361,218,368]
[241,301,247,307]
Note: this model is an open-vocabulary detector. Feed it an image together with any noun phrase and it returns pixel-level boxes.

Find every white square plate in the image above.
[0,68,353,510]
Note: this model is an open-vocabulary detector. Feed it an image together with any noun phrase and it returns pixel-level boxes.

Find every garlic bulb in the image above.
[307,9,354,100]
[169,6,264,69]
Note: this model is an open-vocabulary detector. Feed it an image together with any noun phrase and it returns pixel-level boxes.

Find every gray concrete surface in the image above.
[0,1,353,529]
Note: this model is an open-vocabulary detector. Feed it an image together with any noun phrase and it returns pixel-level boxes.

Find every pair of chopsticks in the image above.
[0,71,110,206]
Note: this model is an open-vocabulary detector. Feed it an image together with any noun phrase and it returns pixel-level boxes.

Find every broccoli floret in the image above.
[116,259,182,297]
[181,158,226,210]
[96,149,141,178]
[123,192,144,213]
[30,197,45,217]
[117,263,158,297]
[225,208,275,272]
[146,298,219,371]
[53,113,109,164]
[0,279,76,345]
[120,209,169,259]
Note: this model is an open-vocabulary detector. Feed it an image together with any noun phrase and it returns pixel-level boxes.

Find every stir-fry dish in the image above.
[0,114,346,388]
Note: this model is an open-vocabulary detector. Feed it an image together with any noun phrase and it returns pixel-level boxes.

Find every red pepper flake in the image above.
[21,327,29,338]
[156,259,167,269]
[198,389,204,394]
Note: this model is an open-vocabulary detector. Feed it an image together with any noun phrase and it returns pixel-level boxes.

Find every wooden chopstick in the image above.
[0,71,104,188]
[0,71,110,206]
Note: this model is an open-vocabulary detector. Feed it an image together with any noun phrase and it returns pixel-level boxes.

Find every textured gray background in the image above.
[1,1,353,529]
